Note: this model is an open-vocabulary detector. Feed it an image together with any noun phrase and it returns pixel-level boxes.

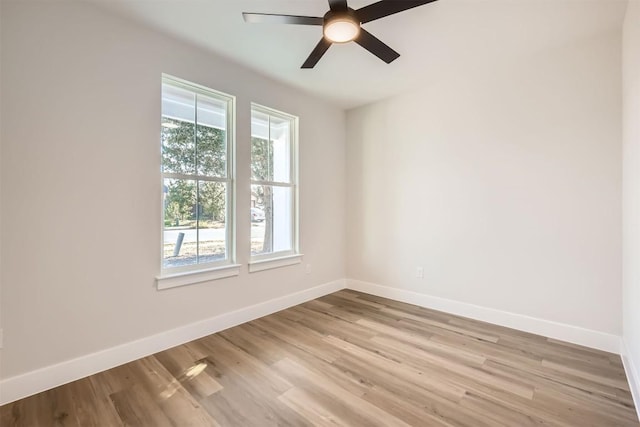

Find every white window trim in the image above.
[250,104,300,269]
[158,75,236,287]
[248,254,303,273]
[157,264,241,290]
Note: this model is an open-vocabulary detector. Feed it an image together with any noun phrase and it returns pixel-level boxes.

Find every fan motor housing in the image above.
[323,9,361,43]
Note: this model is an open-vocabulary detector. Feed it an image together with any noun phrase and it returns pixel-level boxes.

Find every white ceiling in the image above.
[91,0,628,109]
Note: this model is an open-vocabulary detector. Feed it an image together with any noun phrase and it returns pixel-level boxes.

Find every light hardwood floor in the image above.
[1,290,638,426]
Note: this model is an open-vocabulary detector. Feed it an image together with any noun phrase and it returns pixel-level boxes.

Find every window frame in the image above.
[249,103,301,271]
[157,75,238,288]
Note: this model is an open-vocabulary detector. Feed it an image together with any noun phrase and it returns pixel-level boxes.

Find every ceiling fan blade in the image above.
[302,38,333,69]
[242,12,323,25]
[354,29,400,63]
[356,0,438,24]
[328,0,348,11]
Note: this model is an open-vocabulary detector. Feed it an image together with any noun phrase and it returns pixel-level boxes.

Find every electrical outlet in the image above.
[416,267,424,279]
[305,264,312,274]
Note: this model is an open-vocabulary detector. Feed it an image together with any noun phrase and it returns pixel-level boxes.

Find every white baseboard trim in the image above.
[0,279,346,405]
[346,279,621,354]
[621,340,640,422]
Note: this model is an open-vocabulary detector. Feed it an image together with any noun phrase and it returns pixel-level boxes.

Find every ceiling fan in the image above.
[242,0,438,69]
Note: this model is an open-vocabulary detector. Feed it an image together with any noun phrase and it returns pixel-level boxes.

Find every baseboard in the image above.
[346,279,621,354]
[0,279,346,405]
[621,340,640,422]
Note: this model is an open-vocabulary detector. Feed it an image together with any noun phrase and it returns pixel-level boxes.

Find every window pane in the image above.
[196,94,227,177]
[251,110,270,139]
[251,183,268,254]
[163,178,197,269]
[251,136,271,181]
[272,185,293,252]
[251,110,272,182]
[197,181,227,263]
[270,116,291,183]
[251,184,293,255]
[162,84,195,175]
[250,111,291,183]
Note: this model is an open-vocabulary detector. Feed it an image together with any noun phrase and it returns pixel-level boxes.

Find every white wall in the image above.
[0,0,345,381]
[0,0,4,360]
[346,29,622,336]
[622,0,640,406]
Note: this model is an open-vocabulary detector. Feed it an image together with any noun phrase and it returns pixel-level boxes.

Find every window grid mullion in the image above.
[163,173,230,183]
[194,93,200,263]
[250,180,294,187]
[268,114,272,182]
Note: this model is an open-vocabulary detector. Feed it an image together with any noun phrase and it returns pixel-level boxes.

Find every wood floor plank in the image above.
[1,289,638,426]
[359,385,457,427]
[273,357,412,427]
[482,358,633,405]
[365,335,536,400]
[63,377,123,426]
[249,314,343,363]
[533,386,639,427]
[192,334,293,396]
[278,387,351,427]
[199,381,309,427]
[330,354,501,427]
[153,345,223,401]
[325,334,470,399]
[217,323,287,366]
[109,384,174,427]
[540,358,631,390]
[287,305,379,341]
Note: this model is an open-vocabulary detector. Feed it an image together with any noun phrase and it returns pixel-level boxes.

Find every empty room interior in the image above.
[1,0,640,425]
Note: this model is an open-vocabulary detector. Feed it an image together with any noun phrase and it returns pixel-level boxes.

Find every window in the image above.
[158,76,237,288]
[250,104,300,271]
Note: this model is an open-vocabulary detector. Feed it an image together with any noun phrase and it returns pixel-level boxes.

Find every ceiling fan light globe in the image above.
[324,18,360,43]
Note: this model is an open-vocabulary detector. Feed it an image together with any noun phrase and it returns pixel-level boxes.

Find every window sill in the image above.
[248,254,303,273]
[156,264,241,290]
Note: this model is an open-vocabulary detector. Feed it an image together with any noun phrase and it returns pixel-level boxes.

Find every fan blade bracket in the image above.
[328,0,348,12]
